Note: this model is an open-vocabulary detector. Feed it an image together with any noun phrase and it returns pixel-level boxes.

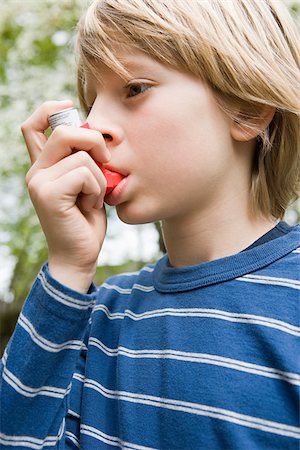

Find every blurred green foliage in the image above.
[0,1,83,309]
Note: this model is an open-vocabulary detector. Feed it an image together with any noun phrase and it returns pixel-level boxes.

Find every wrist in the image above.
[48,259,97,293]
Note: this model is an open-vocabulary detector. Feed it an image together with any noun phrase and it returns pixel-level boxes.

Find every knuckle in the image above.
[28,178,51,204]
[50,128,64,145]
[76,151,91,163]
[51,124,65,138]
[41,100,58,114]
[79,165,91,178]
[25,167,33,185]
[26,176,40,198]
[51,125,70,143]
[20,119,30,134]
[43,100,55,109]
[25,160,40,185]
[26,169,46,201]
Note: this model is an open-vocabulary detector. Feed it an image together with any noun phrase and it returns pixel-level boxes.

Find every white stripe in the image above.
[0,421,65,448]
[292,248,300,253]
[18,313,83,352]
[82,377,300,439]
[93,304,125,319]
[125,308,300,336]
[0,430,62,449]
[38,271,95,310]
[57,418,65,442]
[68,408,80,419]
[73,372,85,383]
[133,283,155,292]
[89,337,300,386]
[101,283,132,294]
[114,266,154,276]
[240,274,300,286]
[237,274,300,290]
[1,348,8,366]
[2,367,70,399]
[92,305,300,336]
[142,266,155,272]
[101,282,155,294]
[116,271,140,276]
[65,431,80,448]
[80,424,156,449]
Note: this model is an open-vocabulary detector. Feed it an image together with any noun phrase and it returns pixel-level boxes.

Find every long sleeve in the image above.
[2,228,299,449]
[0,263,97,449]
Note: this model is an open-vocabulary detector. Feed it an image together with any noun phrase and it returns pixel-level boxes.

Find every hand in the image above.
[21,100,111,292]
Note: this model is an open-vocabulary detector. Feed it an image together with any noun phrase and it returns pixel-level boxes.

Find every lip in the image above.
[100,162,127,176]
[96,162,127,178]
[104,176,129,206]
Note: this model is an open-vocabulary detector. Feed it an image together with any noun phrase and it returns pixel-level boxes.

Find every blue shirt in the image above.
[1,223,299,449]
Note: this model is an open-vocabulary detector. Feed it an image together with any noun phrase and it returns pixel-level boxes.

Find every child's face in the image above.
[86,48,242,225]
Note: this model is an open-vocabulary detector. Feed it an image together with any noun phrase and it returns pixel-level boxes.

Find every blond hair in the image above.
[76,0,300,219]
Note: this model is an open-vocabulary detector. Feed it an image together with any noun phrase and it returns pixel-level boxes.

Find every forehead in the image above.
[114,47,164,71]
[84,47,170,86]
[82,48,162,101]
[104,45,166,70]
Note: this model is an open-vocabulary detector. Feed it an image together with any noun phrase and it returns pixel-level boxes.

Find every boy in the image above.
[1,0,299,448]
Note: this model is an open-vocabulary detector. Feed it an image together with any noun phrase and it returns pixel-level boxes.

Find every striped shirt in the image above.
[1,224,299,449]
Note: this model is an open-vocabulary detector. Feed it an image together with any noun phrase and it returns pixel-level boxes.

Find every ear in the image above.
[230,105,275,142]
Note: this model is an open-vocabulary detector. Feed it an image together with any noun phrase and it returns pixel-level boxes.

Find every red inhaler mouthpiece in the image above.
[100,168,124,195]
[80,123,124,194]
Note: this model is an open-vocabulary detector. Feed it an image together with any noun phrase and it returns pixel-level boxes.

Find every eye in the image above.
[126,82,152,98]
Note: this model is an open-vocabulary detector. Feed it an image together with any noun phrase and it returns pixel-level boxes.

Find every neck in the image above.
[161,194,276,268]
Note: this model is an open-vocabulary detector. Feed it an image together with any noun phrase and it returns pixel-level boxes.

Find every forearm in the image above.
[0,263,96,448]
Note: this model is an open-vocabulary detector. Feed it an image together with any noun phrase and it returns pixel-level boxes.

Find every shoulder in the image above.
[235,243,300,299]
[100,263,155,290]
[94,263,156,307]
[247,223,300,282]
[266,226,300,280]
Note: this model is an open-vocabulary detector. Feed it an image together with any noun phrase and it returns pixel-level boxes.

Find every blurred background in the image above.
[0,0,299,354]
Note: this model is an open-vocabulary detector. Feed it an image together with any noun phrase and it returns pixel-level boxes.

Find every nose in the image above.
[86,99,125,149]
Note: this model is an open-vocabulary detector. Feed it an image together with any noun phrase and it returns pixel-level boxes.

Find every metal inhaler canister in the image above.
[47,107,124,195]
[48,107,81,130]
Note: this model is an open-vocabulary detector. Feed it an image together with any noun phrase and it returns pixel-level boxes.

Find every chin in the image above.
[115,201,161,225]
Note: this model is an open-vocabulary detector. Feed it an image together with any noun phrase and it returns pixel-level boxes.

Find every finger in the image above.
[34,125,111,170]
[21,100,74,164]
[49,166,104,213]
[27,151,107,195]
[77,192,103,213]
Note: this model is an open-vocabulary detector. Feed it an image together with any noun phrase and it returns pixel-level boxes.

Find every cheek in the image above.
[131,103,194,159]
[128,89,232,183]
[128,117,180,179]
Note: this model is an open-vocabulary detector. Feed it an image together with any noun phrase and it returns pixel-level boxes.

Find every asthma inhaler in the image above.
[48,108,124,195]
